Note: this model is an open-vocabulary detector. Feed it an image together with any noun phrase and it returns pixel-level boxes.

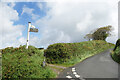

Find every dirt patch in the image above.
[47,64,66,77]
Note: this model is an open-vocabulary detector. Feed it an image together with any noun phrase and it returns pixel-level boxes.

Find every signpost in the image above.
[26,22,38,49]
[29,28,38,32]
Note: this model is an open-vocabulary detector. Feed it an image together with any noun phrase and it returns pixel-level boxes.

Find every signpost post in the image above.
[26,22,31,49]
[26,22,38,49]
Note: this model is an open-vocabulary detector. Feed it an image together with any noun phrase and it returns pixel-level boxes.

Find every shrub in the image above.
[112,47,120,63]
[2,45,56,78]
[44,43,73,64]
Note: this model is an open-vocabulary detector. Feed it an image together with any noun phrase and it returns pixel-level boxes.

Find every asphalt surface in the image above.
[58,49,118,79]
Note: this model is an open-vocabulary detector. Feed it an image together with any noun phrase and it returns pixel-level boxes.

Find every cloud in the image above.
[21,5,40,20]
[37,3,43,10]
[0,3,25,49]
[34,1,118,48]
[1,1,119,49]
[21,5,34,15]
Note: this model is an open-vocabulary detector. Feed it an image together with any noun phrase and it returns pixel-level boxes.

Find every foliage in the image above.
[111,39,120,63]
[113,39,120,51]
[44,40,114,66]
[84,25,113,41]
[84,34,93,41]
[111,47,120,63]
[44,43,73,64]
[2,45,56,79]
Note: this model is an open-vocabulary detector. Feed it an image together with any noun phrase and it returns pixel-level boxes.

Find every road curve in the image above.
[58,49,118,79]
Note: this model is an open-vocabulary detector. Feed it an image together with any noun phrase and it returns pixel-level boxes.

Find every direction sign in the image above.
[29,28,38,32]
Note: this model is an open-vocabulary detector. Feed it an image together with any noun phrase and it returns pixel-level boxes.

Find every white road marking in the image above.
[71,67,85,80]
[72,68,75,70]
[73,72,77,75]
[66,75,72,79]
[75,74,80,78]
[72,69,75,72]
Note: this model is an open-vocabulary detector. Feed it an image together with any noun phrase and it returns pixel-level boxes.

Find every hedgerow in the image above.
[44,40,114,64]
[2,45,56,78]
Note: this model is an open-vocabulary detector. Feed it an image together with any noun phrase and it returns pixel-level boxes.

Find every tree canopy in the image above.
[84,34,93,41]
[84,25,113,41]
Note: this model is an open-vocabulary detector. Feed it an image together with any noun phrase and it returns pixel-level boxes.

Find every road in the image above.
[58,49,119,80]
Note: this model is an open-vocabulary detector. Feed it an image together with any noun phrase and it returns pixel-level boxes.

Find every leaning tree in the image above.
[84,34,93,41]
[84,25,113,41]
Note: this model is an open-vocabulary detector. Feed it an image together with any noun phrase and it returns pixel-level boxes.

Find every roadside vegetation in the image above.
[2,40,115,79]
[111,39,120,63]
[111,48,120,63]
[2,45,56,79]
[44,40,114,67]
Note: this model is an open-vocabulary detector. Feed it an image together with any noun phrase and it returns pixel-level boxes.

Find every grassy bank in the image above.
[45,40,114,67]
[2,45,56,79]
[111,47,120,64]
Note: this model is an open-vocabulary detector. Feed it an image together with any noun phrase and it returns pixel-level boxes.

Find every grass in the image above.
[45,40,114,67]
[2,45,56,79]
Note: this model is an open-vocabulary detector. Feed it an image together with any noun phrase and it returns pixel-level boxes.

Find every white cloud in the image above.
[9,2,16,8]
[21,5,34,15]
[18,37,26,44]
[1,1,119,49]
[34,0,119,48]
[37,3,43,10]
[0,3,25,49]
[21,5,40,20]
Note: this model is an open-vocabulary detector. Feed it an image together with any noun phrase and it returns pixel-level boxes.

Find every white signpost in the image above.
[26,22,38,49]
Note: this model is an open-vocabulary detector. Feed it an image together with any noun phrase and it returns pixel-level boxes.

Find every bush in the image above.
[112,47,120,63]
[2,45,56,78]
[44,43,73,64]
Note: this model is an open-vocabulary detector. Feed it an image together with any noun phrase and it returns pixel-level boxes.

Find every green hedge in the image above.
[44,43,73,64]
[44,40,114,64]
[111,47,120,63]
[2,45,56,78]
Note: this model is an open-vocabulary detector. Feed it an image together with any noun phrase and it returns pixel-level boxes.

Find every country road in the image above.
[58,49,119,80]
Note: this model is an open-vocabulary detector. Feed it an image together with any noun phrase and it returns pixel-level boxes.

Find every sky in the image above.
[0,0,119,49]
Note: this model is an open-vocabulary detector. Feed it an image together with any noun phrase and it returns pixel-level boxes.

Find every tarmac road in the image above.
[58,49,118,80]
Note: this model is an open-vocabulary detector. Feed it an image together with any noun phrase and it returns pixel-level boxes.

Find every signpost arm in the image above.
[26,22,31,49]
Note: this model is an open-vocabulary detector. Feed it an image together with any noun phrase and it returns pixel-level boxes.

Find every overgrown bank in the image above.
[45,40,114,67]
[2,45,56,79]
[111,39,120,64]
[111,47,120,63]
